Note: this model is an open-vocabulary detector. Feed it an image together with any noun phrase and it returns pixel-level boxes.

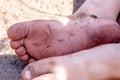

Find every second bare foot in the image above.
[22,43,120,80]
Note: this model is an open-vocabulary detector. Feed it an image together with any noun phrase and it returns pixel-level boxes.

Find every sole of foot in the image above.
[7,14,120,62]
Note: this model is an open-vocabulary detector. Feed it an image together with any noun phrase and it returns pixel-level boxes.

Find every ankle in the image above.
[75,0,120,20]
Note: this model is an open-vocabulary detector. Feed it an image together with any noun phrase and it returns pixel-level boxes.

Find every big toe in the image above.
[22,58,56,80]
[32,74,55,80]
[7,22,29,40]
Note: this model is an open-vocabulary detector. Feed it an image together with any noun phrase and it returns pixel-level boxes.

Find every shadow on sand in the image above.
[73,0,85,13]
[0,54,27,80]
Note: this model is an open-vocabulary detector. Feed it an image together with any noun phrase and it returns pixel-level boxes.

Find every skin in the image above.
[74,0,120,24]
[7,0,120,63]
[7,0,120,80]
[22,43,120,80]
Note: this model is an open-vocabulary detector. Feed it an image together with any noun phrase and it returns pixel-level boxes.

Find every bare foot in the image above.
[7,14,120,63]
[22,43,120,80]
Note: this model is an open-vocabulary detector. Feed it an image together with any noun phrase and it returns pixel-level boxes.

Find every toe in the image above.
[7,22,29,40]
[20,54,30,62]
[28,58,37,63]
[22,58,58,80]
[32,74,55,80]
[15,46,26,56]
[10,40,24,49]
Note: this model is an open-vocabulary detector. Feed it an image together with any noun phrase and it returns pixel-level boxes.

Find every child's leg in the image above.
[75,0,120,20]
[74,0,120,24]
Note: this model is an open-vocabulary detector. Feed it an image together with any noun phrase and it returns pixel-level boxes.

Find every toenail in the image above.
[24,70,31,80]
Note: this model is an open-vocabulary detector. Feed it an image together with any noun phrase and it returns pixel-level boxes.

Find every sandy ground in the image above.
[0,0,84,80]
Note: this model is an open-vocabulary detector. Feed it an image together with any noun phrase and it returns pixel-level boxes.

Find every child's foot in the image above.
[22,43,120,80]
[7,14,120,63]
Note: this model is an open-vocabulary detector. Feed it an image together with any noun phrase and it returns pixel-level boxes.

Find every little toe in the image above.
[20,54,30,62]
[15,46,26,56]
[10,39,24,49]
[28,58,37,63]
[7,22,29,40]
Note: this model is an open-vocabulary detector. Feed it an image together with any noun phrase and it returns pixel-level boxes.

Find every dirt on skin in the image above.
[1,0,120,80]
[0,0,85,80]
